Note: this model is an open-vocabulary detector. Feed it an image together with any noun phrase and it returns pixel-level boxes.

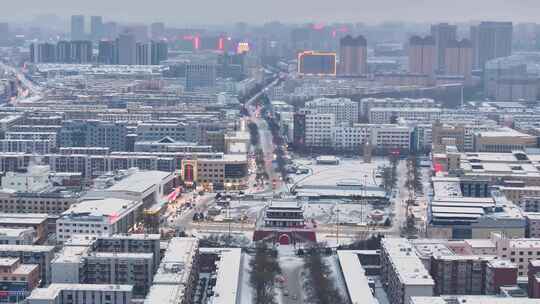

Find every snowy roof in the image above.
[337,251,378,304]
[208,248,242,304]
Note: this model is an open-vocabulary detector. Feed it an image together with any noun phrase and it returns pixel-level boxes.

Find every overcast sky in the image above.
[4,0,540,26]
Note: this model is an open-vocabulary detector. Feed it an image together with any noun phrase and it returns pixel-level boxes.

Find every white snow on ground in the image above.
[238,253,254,304]
[276,244,307,304]
[304,202,385,225]
[291,157,389,187]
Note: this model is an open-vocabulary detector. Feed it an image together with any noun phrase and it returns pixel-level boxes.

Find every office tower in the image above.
[103,21,118,39]
[90,16,103,41]
[339,35,368,76]
[70,15,85,41]
[117,33,136,65]
[150,22,165,39]
[186,63,217,91]
[150,40,168,65]
[408,35,437,76]
[56,41,72,63]
[471,21,513,69]
[30,43,56,63]
[98,40,116,64]
[70,40,93,63]
[444,39,473,83]
[431,23,457,72]
[136,42,151,65]
[0,23,9,46]
[297,51,337,75]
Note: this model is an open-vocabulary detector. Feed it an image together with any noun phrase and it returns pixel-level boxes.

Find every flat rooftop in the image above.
[107,170,172,193]
[61,198,140,220]
[337,251,378,304]
[27,284,133,300]
[208,248,242,304]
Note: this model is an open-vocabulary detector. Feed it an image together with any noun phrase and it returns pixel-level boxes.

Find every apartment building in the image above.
[304,97,359,124]
[145,238,199,304]
[26,284,133,304]
[0,245,55,286]
[369,107,441,124]
[0,257,40,302]
[380,238,434,304]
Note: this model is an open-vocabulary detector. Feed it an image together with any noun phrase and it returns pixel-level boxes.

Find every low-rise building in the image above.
[0,257,40,303]
[26,284,133,304]
[0,244,55,286]
[56,198,144,243]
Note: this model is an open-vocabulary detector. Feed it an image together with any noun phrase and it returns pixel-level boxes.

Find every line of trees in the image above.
[249,243,281,304]
[304,249,348,304]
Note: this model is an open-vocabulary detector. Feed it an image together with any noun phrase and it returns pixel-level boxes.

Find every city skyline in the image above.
[3,0,540,26]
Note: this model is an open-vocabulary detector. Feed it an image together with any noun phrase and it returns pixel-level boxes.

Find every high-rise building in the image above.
[30,43,56,63]
[150,40,168,65]
[90,16,103,41]
[56,41,72,63]
[70,40,93,63]
[117,33,136,65]
[471,21,513,69]
[297,51,337,75]
[186,63,217,91]
[98,40,116,64]
[408,35,437,76]
[444,39,473,83]
[70,15,85,41]
[0,23,9,46]
[136,42,151,65]
[431,23,458,72]
[339,35,368,76]
[150,22,165,39]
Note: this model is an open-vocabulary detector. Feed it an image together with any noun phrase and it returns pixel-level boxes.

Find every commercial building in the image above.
[339,35,368,75]
[297,51,337,76]
[26,284,132,304]
[181,154,248,190]
[380,238,434,304]
[428,177,526,239]
[473,128,537,152]
[56,198,144,243]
